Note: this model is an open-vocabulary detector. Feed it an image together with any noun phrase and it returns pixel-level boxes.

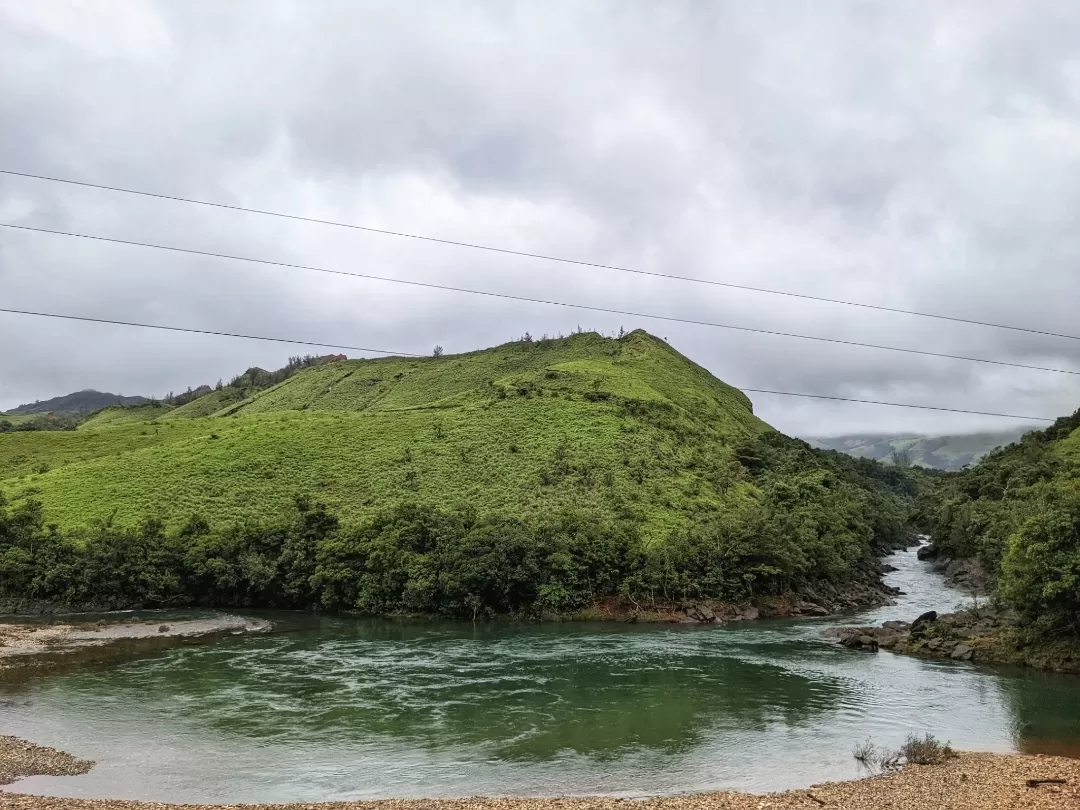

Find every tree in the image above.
[999,487,1080,631]
[890,447,913,469]
[432,345,444,357]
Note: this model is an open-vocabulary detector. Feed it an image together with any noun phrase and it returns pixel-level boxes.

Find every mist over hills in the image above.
[806,430,1031,471]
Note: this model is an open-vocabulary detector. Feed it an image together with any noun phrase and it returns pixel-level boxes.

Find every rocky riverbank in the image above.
[915,543,992,593]
[579,558,902,625]
[0,615,272,671]
[0,740,1077,809]
[827,608,1080,674]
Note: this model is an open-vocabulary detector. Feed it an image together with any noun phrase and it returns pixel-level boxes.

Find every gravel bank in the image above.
[0,615,271,666]
[0,750,1077,809]
[0,737,92,786]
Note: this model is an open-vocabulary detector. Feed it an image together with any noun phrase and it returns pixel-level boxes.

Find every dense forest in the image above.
[919,408,1080,634]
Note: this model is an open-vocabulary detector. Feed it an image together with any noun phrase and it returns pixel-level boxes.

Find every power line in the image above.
[738,388,1053,422]
[4,167,1078,343]
[0,306,1056,423]
[4,221,1080,379]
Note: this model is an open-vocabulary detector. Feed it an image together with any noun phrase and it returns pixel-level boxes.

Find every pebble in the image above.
[1,740,1078,809]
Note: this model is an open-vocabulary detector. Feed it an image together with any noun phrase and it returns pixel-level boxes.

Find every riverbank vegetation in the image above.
[0,331,917,616]
[918,407,1080,636]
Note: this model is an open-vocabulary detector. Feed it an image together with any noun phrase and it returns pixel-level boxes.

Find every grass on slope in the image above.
[3,402,755,543]
[214,331,760,426]
[0,420,218,480]
[79,403,176,429]
[162,386,253,419]
[1,332,767,541]
[0,413,39,427]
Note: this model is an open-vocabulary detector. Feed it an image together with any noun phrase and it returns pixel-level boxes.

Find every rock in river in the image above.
[951,643,974,661]
[910,610,938,637]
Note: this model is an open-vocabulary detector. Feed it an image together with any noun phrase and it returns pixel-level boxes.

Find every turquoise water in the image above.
[2,548,1079,802]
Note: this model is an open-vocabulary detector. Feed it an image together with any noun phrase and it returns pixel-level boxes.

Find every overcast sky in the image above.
[2,0,1079,438]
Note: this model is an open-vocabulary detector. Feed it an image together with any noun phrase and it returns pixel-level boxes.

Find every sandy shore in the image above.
[0,615,271,666]
[0,737,1077,809]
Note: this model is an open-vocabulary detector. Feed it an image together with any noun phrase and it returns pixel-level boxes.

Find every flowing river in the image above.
[2,548,1079,802]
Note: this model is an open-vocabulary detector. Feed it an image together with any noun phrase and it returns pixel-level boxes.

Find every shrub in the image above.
[899,732,955,765]
[852,738,875,764]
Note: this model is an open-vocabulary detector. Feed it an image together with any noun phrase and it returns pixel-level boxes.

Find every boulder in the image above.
[943,558,992,592]
[951,643,974,661]
[740,607,760,621]
[916,544,939,561]
[910,610,938,637]
[876,632,905,649]
[686,604,717,623]
[849,634,879,651]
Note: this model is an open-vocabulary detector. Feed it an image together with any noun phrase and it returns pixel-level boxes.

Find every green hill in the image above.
[78,403,177,429]
[807,430,1029,471]
[0,330,916,616]
[921,408,1080,631]
[1,332,766,539]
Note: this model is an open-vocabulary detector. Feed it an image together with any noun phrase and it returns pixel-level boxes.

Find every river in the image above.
[2,547,1079,802]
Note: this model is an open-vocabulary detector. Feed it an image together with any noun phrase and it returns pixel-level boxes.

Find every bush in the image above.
[852,738,875,764]
[899,732,955,765]
[855,733,954,771]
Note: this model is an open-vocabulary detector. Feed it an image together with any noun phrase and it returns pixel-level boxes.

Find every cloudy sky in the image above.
[2,0,1079,438]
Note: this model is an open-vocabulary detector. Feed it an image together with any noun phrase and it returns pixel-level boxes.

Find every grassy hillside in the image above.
[921,408,1080,631]
[79,403,176,429]
[1,331,917,616]
[2,332,766,540]
[808,430,1029,471]
[0,413,38,427]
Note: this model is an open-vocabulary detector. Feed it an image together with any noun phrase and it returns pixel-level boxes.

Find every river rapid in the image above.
[2,547,1079,802]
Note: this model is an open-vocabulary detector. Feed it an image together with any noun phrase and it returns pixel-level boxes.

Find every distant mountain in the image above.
[9,390,148,415]
[805,429,1031,471]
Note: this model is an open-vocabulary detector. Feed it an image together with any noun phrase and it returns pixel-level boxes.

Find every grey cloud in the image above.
[2,0,1079,439]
